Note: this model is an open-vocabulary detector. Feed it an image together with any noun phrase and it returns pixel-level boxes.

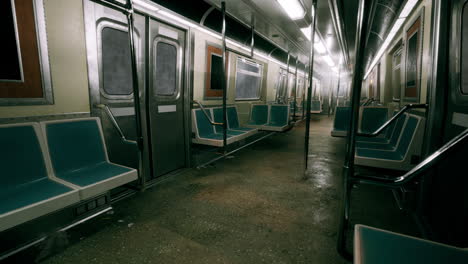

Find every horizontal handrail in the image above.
[95,104,137,145]
[192,100,223,126]
[352,128,468,187]
[357,103,428,137]
[361,98,374,106]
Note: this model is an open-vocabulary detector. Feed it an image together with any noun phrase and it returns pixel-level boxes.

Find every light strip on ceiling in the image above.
[300,26,319,43]
[323,55,335,67]
[133,0,159,12]
[276,0,306,20]
[363,0,420,79]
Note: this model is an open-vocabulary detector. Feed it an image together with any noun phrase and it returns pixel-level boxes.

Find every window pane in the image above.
[406,33,418,88]
[154,42,177,96]
[236,72,261,99]
[210,54,223,90]
[235,58,262,100]
[238,60,260,73]
[0,0,22,81]
[462,3,468,94]
[102,27,133,96]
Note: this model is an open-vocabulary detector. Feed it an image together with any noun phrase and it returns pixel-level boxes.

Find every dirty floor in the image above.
[37,116,416,264]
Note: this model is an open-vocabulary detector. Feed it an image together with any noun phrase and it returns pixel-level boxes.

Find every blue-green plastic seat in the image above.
[360,107,390,134]
[212,108,247,136]
[0,123,79,232]
[332,107,351,135]
[266,105,289,127]
[194,109,235,140]
[311,100,322,113]
[247,105,268,126]
[43,118,137,199]
[357,113,407,149]
[355,225,468,264]
[356,115,418,161]
[226,107,256,132]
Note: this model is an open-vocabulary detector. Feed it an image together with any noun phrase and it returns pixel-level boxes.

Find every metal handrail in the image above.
[361,98,374,106]
[353,128,468,187]
[357,103,428,137]
[95,104,137,145]
[192,100,223,126]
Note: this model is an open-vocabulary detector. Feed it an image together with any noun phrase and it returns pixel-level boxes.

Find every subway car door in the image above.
[425,0,468,246]
[148,20,186,178]
[83,2,146,171]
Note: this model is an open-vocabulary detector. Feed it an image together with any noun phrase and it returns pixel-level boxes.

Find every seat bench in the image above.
[192,108,240,147]
[355,114,425,171]
[0,123,80,232]
[331,106,350,137]
[245,104,290,132]
[355,225,468,264]
[310,100,322,114]
[212,107,257,139]
[41,118,138,200]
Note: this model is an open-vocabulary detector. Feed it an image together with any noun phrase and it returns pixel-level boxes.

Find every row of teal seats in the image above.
[355,113,425,171]
[354,225,468,263]
[0,118,138,232]
[192,106,258,147]
[244,104,290,132]
[331,106,390,137]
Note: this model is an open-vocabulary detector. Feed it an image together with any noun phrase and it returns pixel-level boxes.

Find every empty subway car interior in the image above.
[1,0,468,262]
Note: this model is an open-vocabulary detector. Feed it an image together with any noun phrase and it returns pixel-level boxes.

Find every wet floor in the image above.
[38,116,417,264]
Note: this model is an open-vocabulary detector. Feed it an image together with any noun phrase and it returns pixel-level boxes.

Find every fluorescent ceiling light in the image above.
[277,0,306,20]
[314,41,327,54]
[323,55,335,67]
[133,0,159,12]
[363,0,420,79]
[300,26,319,42]
[400,0,419,18]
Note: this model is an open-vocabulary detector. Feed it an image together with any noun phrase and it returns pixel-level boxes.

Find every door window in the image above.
[153,41,178,97]
[101,27,133,97]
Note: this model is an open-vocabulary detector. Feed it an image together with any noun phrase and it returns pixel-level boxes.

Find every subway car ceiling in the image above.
[5,0,468,262]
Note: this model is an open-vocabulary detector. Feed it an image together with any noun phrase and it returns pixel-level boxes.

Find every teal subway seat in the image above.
[246,104,269,127]
[192,108,240,147]
[355,114,425,171]
[262,105,290,132]
[212,108,247,136]
[354,225,468,264]
[331,106,351,137]
[357,113,407,149]
[226,106,257,133]
[310,100,322,113]
[0,123,80,232]
[41,118,138,200]
[360,107,390,134]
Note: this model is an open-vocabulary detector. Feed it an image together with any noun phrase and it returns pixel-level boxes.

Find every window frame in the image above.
[204,43,229,99]
[152,36,183,101]
[0,0,53,106]
[402,8,425,103]
[99,25,134,99]
[460,1,468,95]
[234,57,264,101]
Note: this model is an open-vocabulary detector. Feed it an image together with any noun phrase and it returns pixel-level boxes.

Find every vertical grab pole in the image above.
[250,14,255,58]
[126,0,145,188]
[302,64,308,119]
[337,0,372,259]
[285,52,291,104]
[335,64,342,108]
[304,0,318,170]
[293,57,299,121]
[221,1,227,153]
